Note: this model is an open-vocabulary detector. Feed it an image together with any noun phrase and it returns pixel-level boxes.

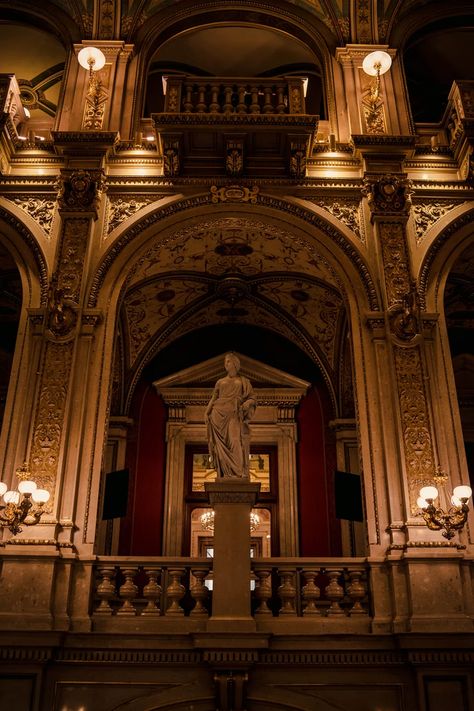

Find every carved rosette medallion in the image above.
[58,169,105,215]
[394,346,436,515]
[362,174,413,216]
[10,195,56,235]
[29,342,74,510]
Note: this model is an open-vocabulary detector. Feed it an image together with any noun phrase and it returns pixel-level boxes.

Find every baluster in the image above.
[325,569,345,615]
[117,566,138,616]
[165,568,186,616]
[301,570,321,616]
[190,568,209,616]
[196,84,206,113]
[347,570,367,615]
[142,567,162,616]
[209,84,219,114]
[277,569,297,615]
[95,566,116,615]
[276,86,286,114]
[223,84,233,113]
[263,86,273,114]
[183,84,193,113]
[237,84,247,114]
[254,568,273,615]
[249,84,260,114]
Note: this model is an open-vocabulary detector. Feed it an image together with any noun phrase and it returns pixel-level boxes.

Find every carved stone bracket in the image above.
[58,169,106,215]
[362,174,413,216]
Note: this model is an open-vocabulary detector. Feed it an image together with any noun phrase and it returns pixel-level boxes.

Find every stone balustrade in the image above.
[252,559,370,617]
[163,75,307,115]
[93,558,212,618]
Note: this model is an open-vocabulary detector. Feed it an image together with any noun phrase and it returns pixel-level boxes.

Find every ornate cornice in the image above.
[153,113,319,129]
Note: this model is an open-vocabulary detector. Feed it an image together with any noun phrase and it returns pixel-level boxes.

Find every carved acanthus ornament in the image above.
[56,218,90,303]
[162,138,181,177]
[307,197,362,240]
[289,139,307,178]
[394,346,437,514]
[106,195,159,234]
[226,139,244,177]
[10,195,56,235]
[412,201,459,244]
[362,174,412,216]
[82,70,108,131]
[29,342,74,510]
[58,169,105,215]
[378,222,412,308]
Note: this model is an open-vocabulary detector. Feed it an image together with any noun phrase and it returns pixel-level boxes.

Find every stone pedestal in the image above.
[205,480,260,631]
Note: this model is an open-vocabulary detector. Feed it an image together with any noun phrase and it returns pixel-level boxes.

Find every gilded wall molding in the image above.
[393,345,436,515]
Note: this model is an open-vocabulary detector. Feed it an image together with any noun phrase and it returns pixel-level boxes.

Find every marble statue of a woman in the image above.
[205,353,256,479]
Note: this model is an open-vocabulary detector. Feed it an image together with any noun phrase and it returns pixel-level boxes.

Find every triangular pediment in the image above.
[153,352,310,391]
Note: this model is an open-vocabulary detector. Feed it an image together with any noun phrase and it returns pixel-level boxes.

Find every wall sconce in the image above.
[362,50,392,134]
[77,46,107,130]
[0,462,50,535]
[418,467,472,540]
[200,509,260,532]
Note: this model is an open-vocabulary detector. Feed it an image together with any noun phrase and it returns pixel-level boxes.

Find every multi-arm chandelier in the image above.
[200,509,260,532]
[417,467,472,540]
[0,463,50,535]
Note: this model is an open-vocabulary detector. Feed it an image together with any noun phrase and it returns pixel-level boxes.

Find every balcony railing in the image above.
[163,75,308,115]
[91,557,370,628]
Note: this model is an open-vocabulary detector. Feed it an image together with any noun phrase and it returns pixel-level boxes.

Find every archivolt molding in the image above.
[0,202,49,305]
[418,204,474,310]
[88,192,378,310]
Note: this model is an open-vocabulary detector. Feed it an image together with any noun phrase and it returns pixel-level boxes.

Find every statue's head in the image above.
[224,352,240,375]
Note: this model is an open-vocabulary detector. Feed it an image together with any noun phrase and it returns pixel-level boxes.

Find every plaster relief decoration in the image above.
[29,341,74,510]
[58,169,105,214]
[362,174,412,216]
[210,185,259,203]
[306,197,363,241]
[47,274,77,337]
[389,282,421,342]
[412,201,460,244]
[257,278,342,366]
[394,345,436,515]
[83,65,109,131]
[126,217,339,290]
[10,195,56,236]
[106,195,161,234]
[56,218,91,302]
[378,222,411,308]
[123,278,210,366]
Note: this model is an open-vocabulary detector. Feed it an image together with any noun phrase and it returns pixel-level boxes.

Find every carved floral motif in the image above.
[412,201,459,243]
[307,197,363,241]
[378,222,411,308]
[210,185,259,203]
[394,346,436,514]
[29,342,74,509]
[10,195,56,235]
[56,218,90,302]
[106,195,161,234]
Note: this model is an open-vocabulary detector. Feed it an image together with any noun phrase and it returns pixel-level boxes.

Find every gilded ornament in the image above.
[58,170,105,213]
[210,185,259,203]
[378,222,411,307]
[389,283,421,342]
[308,198,362,240]
[107,196,155,233]
[362,174,413,215]
[412,201,458,243]
[11,195,56,235]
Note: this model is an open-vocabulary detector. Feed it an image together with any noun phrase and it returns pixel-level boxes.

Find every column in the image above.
[205,480,260,631]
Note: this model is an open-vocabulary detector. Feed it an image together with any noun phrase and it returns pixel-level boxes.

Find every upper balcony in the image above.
[152,75,318,179]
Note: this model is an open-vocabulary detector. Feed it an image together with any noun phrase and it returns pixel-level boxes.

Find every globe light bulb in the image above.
[18,480,37,494]
[453,485,472,501]
[4,490,20,504]
[31,489,50,504]
[0,482,7,497]
[419,486,438,501]
[417,496,429,510]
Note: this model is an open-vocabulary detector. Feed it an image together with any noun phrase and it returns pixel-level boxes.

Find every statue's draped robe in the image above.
[207,375,255,478]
